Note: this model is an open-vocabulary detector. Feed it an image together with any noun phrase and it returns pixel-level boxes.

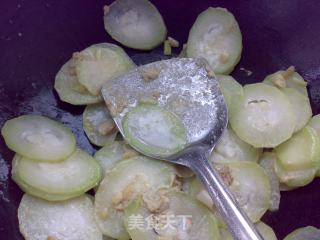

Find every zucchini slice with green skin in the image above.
[217,75,243,114]
[1,115,76,162]
[230,83,295,148]
[308,115,320,176]
[18,194,102,240]
[189,162,271,223]
[12,149,101,201]
[211,126,261,164]
[124,190,220,240]
[275,126,320,171]
[186,7,242,74]
[284,226,320,240]
[282,88,312,133]
[94,141,139,176]
[54,58,102,105]
[104,0,167,50]
[83,103,118,147]
[122,104,188,158]
[259,152,280,212]
[94,156,175,240]
[273,154,317,187]
[75,43,135,96]
[263,66,308,97]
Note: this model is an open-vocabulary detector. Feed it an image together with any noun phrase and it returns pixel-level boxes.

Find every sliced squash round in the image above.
[230,83,295,148]
[104,0,167,50]
[284,226,320,240]
[12,149,101,201]
[122,104,188,158]
[211,126,261,164]
[83,103,117,147]
[124,190,220,240]
[75,43,135,96]
[275,126,320,171]
[18,194,102,240]
[54,58,102,105]
[263,66,308,97]
[189,162,271,223]
[186,7,242,74]
[282,88,312,132]
[94,156,175,239]
[1,115,76,162]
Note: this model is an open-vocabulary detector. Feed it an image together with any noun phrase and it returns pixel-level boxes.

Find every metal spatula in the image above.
[101,58,263,240]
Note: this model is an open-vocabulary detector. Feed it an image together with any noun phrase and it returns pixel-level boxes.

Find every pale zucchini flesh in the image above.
[75,43,135,96]
[18,194,102,240]
[230,83,295,148]
[284,226,320,240]
[275,126,320,171]
[54,58,102,105]
[94,156,175,239]
[186,7,242,74]
[211,126,261,164]
[124,190,220,240]
[83,103,117,147]
[122,104,188,158]
[189,162,271,223]
[12,149,101,200]
[1,115,76,162]
[104,0,167,50]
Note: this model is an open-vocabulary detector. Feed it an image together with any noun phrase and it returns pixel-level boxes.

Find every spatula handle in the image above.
[189,151,264,240]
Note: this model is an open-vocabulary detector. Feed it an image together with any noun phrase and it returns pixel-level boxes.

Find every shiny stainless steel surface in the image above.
[102,58,263,240]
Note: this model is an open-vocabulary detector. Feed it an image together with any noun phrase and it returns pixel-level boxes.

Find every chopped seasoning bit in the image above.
[106,99,126,117]
[100,207,109,219]
[103,5,110,15]
[47,236,55,240]
[122,145,139,159]
[72,52,83,61]
[68,65,77,77]
[271,74,286,88]
[98,119,116,135]
[167,37,180,48]
[218,166,233,186]
[239,67,253,76]
[142,190,169,213]
[282,66,296,79]
[163,40,172,55]
[219,53,229,64]
[140,67,161,81]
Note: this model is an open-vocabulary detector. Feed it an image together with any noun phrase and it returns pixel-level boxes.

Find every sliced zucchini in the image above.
[186,7,242,74]
[94,141,139,176]
[124,190,220,240]
[83,103,117,147]
[122,104,188,158]
[18,194,102,240]
[284,226,320,240]
[94,156,175,239]
[273,156,317,187]
[103,0,167,50]
[230,83,295,148]
[219,222,277,240]
[211,126,261,164]
[263,66,308,96]
[75,43,135,96]
[54,58,102,105]
[12,149,101,201]
[256,222,278,240]
[189,162,271,223]
[275,126,320,171]
[259,152,280,212]
[1,115,76,162]
[282,88,312,132]
[217,75,243,114]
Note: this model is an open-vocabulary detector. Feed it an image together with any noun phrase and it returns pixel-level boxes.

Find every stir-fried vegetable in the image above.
[187,7,242,74]
[18,194,102,240]
[1,115,76,162]
[104,0,167,50]
[284,226,320,240]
